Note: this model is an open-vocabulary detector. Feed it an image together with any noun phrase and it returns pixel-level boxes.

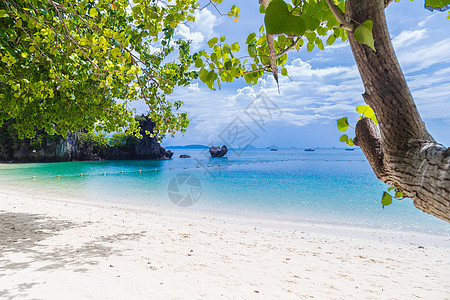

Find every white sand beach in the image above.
[1,188,449,299]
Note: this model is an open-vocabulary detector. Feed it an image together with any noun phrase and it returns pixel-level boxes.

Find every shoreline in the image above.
[1,185,449,248]
[1,187,449,298]
[2,185,449,247]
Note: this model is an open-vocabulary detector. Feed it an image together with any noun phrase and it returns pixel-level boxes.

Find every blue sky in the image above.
[138,1,450,148]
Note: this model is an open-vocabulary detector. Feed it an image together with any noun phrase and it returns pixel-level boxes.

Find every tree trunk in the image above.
[346,0,450,222]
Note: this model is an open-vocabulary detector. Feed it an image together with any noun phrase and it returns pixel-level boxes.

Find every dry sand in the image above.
[0,189,449,299]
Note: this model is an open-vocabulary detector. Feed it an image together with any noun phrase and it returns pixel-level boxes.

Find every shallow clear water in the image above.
[0,148,448,236]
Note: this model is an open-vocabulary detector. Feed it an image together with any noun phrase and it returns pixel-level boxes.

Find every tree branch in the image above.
[325,0,354,31]
[260,0,279,88]
[354,117,388,181]
[242,66,269,75]
[347,0,449,222]
[275,37,301,59]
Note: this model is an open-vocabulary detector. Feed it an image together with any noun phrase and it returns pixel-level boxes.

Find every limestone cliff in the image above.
[0,117,172,163]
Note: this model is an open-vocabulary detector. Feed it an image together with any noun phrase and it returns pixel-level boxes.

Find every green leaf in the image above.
[194,58,203,68]
[224,60,232,70]
[388,186,396,191]
[353,20,376,52]
[356,105,372,114]
[395,191,404,198]
[246,32,256,44]
[356,105,378,125]
[264,0,306,36]
[281,67,287,76]
[339,134,348,142]
[346,138,354,146]
[0,9,9,18]
[425,0,450,11]
[230,42,240,52]
[220,36,225,42]
[381,192,393,208]
[198,67,208,82]
[304,16,320,31]
[259,3,266,13]
[369,114,378,125]
[89,8,98,18]
[316,38,324,50]
[337,117,349,132]
[307,42,314,52]
[207,37,218,48]
[326,34,336,46]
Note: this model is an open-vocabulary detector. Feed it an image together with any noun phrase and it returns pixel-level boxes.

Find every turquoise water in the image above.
[0,148,449,236]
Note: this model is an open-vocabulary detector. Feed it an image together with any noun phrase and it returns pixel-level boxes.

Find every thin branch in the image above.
[275,37,301,59]
[4,0,61,79]
[289,1,302,15]
[47,0,100,31]
[325,0,354,31]
[199,0,227,16]
[120,45,162,87]
[242,66,269,75]
[49,0,101,70]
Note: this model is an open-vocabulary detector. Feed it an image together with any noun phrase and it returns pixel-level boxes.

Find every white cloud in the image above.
[397,38,450,72]
[176,24,205,51]
[417,14,438,28]
[175,8,220,52]
[392,29,427,49]
[227,86,258,104]
[284,59,356,79]
[191,9,220,37]
[187,83,200,93]
[408,68,450,119]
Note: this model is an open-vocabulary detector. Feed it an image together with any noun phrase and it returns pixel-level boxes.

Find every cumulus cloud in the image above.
[191,9,220,37]
[227,86,258,105]
[176,24,205,51]
[175,8,220,51]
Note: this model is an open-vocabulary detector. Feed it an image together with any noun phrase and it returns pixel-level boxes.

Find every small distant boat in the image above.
[345,148,355,151]
[270,148,278,151]
[304,148,315,152]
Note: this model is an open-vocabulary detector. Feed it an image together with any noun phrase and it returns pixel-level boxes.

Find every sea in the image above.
[0,148,449,236]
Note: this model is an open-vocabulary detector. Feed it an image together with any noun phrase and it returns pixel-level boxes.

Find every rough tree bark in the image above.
[346,0,449,222]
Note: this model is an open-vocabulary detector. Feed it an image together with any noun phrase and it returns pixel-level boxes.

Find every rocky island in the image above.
[209,145,228,157]
[0,116,172,163]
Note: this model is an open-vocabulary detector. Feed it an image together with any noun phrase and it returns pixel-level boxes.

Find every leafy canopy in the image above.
[0,0,203,138]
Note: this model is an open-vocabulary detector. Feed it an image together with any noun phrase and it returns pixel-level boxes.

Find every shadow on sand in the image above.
[0,210,145,299]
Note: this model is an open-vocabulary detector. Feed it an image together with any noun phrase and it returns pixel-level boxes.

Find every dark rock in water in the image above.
[179,154,191,158]
[0,116,172,162]
[209,145,228,157]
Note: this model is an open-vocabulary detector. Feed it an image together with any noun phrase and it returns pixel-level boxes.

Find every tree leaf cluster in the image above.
[0,0,198,138]
[196,0,349,90]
